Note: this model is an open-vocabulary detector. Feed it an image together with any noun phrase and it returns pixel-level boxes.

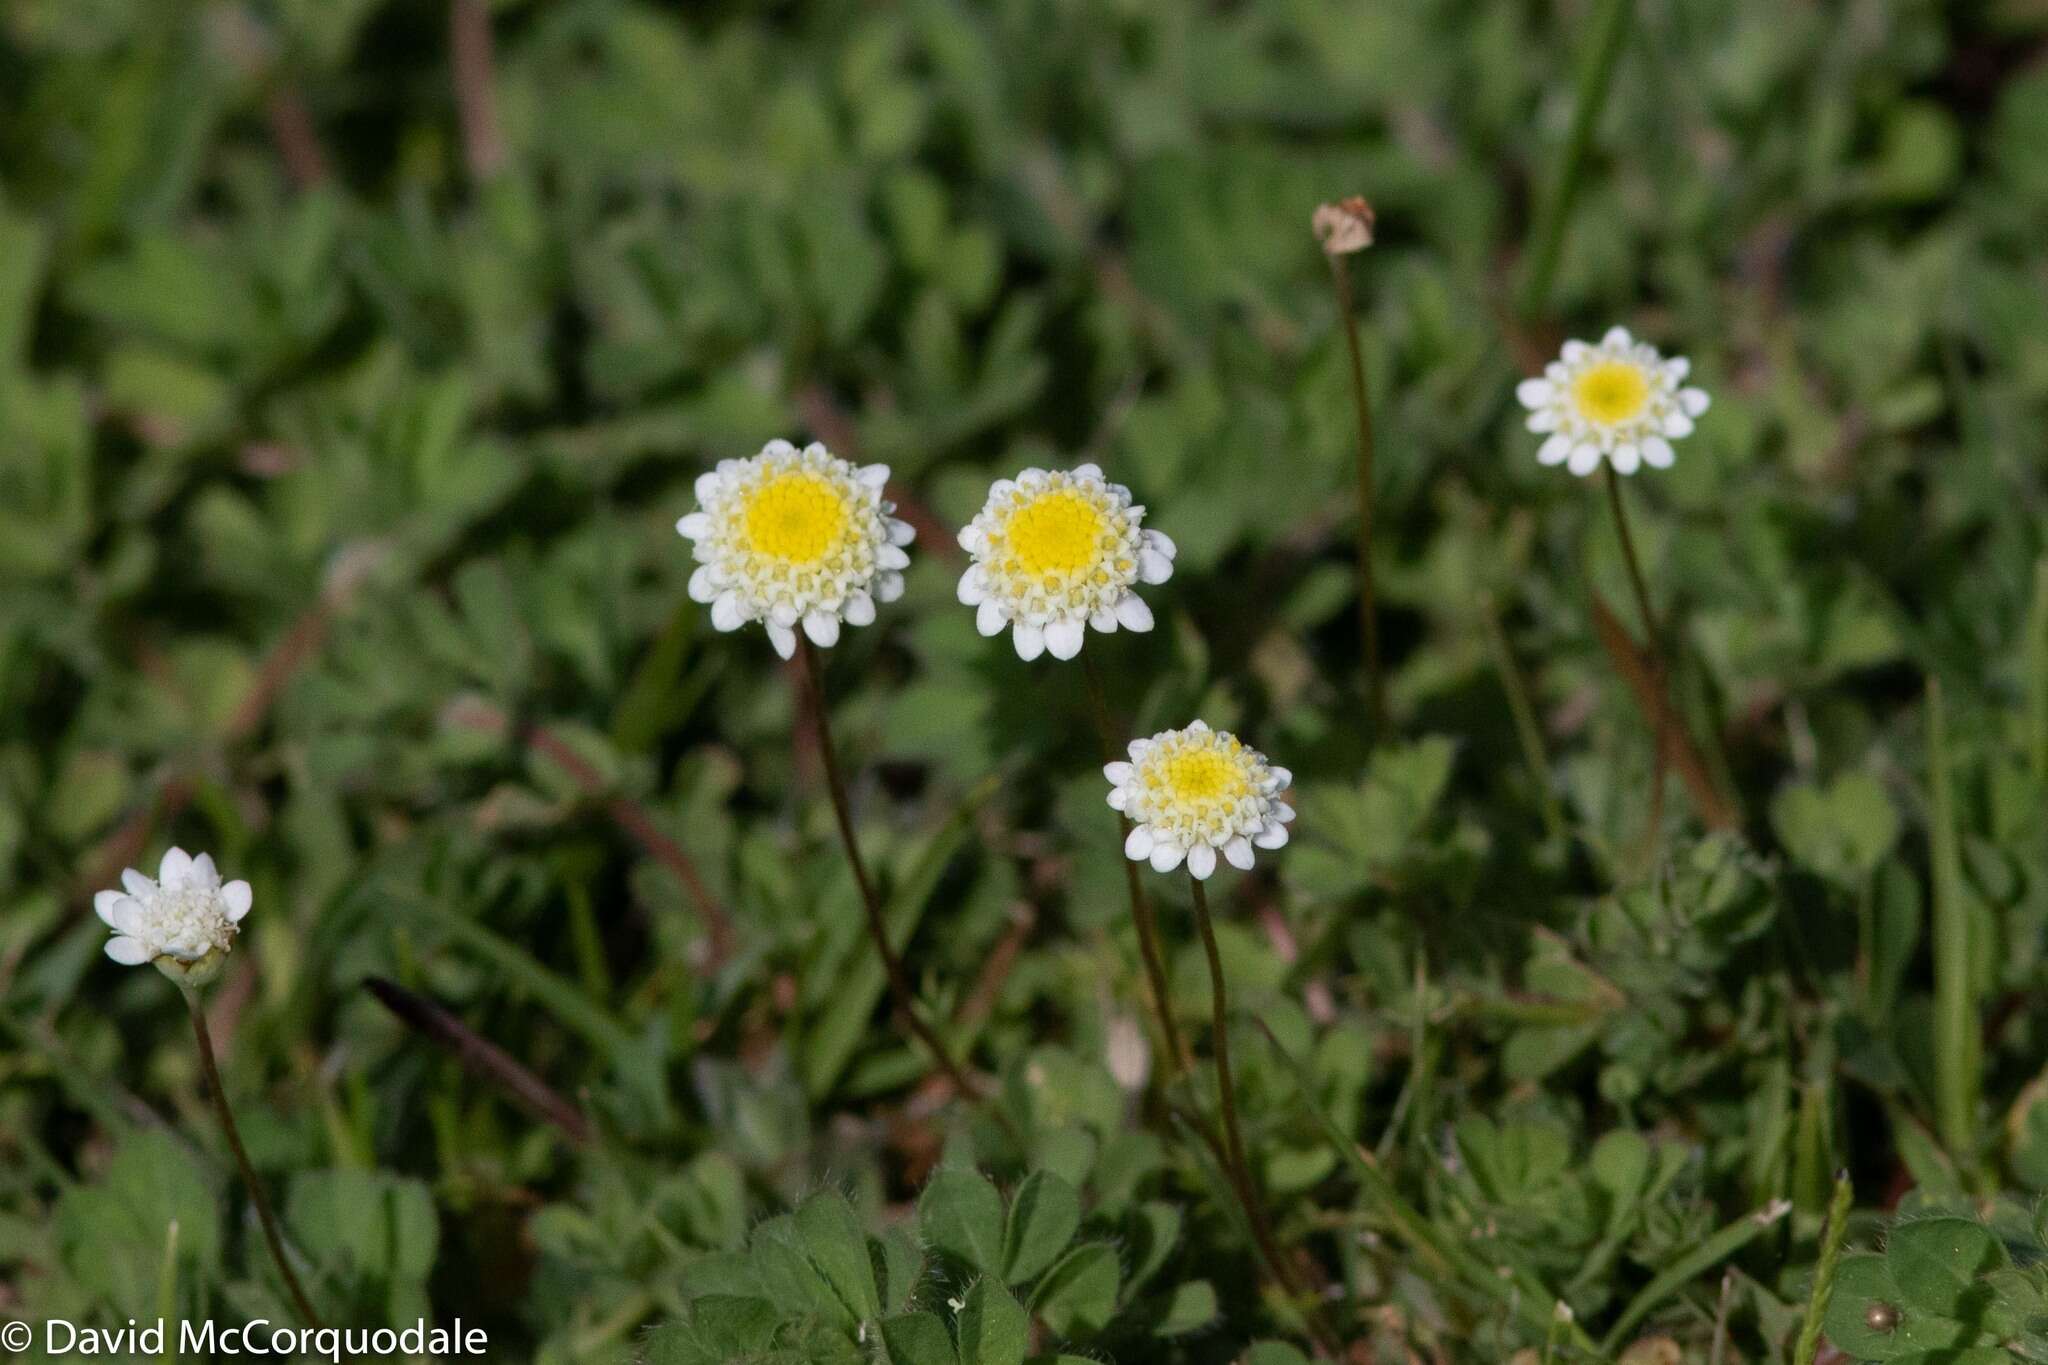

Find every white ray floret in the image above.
[1105,720,1294,880]
[678,440,915,659]
[956,463,1175,662]
[1515,326,1710,477]
[94,847,251,967]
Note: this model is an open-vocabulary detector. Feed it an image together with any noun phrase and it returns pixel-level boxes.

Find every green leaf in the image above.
[1150,1280,1218,1336]
[1885,1218,2006,1319]
[881,1312,957,1365]
[796,1191,883,1324]
[1031,1243,1120,1338]
[919,1170,1006,1273]
[1243,1347,1313,1365]
[1122,1202,1182,1292]
[1001,1171,1081,1285]
[956,1278,1030,1365]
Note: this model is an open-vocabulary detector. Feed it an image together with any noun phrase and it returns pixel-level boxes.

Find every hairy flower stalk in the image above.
[1315,196,1385,737]
[94,848,320,1327]
[793,640,988,1109]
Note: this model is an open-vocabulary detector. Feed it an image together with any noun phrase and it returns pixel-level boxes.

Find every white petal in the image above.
[976,599,1008,636]
[958,525,987,554]
[803,613,841,648]
[1515,378,1555,409]
[223,880,253,922]
[1107,787,1128,811]
[1254,822,1291,850]
[1013,622,1046,661]
[1273,802,1297,823]
[1138,549,1173,584]
[1601,325,1633,349]
[1104,761,1134,784]
[1538,434,1573,466]
[957,567,988,606]
[1045,618,1085,660]
[159,847,194,886]
[1679,387,1710,417]
[888,518,916,545]
[1187,844,1217,879]
[1665,357,1691,382]
[770,601,800,627]
[676,512,710,539]
[858,463,891,486]
[1266,766,1293,791]
[875,573,905,603]
[1610,443,1641,475]
[1562,340,1591,363]
[694,472,721,504]
[94,890,124,927]
[1072,462,1103,479]
[1128,738,1153,759]
[762,439,798,458]
[1149,842,1186,873]
[1114,595,1154,632]
[710,592,746,632]
[121,869,153,898]
[1090,609,1120,633]
[1567,444,1603,476]
[878,545,910,571]
[688,566,718,603]
[1662,411,1695,439]
[766,622,797,658]
[1144,530,1177,561]
[1526,409,1559,433]
[1643,436,1676,469]
[1124,825,1155,859]
[105,936,152,966]
[843,592,876,627]
[1224,837,1256,870]
[1188,719,1210,732]
[191,852,219,887]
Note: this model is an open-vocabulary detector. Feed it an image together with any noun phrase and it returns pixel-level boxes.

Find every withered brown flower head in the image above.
[1313,196,1375,255]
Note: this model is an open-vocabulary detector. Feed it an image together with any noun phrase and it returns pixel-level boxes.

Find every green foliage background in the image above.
[5,0,2048,1360]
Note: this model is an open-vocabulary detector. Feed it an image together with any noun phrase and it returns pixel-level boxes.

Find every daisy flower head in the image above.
[1105,720,1294,880]
[678,439,914,659]
[1516,326,1710,477]
[956,463,1175,661]
[94,847,250,982]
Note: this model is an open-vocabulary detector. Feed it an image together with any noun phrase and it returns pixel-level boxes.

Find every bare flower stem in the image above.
[1603,467,1674,856]
[1326,250,1385,738]
[1188,876,1338,1356]
[181,985,320,1328]
[794,641,987,1107]
[1080,652,1190,1078]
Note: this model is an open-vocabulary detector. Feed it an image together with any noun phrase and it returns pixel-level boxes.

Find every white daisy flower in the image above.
[678,439,915,659]
[1515,326,1710,477]
[956,463,1175,661]
[1104,720,1294,880]
[94,847,250,968]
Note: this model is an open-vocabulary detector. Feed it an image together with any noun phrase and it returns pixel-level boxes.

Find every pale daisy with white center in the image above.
[1105,720,1294,880]
[1516,326,1710,477]
[956,463,1175,661]
[94,846,251,968]
[678,439,915,659]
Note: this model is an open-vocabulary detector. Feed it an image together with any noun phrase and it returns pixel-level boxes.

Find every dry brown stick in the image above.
[449,0,506,180]
[264,90,332,188]
[1589,593,1739,831]
[363,976,590,1145]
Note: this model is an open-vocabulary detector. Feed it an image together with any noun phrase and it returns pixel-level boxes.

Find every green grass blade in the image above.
[1926,677,1979,1167]
[1791,1170,1854,1365]
[1599,1200,1791,1352]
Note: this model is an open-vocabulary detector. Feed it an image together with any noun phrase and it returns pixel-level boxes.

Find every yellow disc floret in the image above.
[1003,490,1110,577]
[1571,361,1651,426]
[741,472,850,564]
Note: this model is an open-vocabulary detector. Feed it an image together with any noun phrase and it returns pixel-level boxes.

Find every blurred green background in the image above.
[7,0,2048,1360]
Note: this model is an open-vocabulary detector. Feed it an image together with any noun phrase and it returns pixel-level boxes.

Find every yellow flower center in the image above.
[741,472,850,564]
[1004,491,1108,576]
[1154,748,1250,806]
[1571,361,1651,426]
